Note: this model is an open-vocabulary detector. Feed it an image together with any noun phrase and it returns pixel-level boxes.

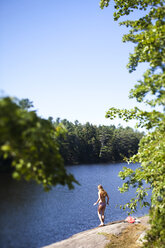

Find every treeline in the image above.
[0,97,143,188]
[0,97,143,181]
[54,118,144,165]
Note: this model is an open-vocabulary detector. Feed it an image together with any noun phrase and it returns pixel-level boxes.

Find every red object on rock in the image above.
[125,216,135,223]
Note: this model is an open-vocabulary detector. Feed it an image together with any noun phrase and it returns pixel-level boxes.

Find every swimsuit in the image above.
[99,202,106,207]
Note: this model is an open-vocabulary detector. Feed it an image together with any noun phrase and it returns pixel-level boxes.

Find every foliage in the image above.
[0,97,78,190]
[100,0,165,247]
[54,118,143,165]
[0,96,143,190]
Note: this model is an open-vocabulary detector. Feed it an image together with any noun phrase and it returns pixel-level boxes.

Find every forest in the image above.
[55,118,143,165]
[0,97,144,175]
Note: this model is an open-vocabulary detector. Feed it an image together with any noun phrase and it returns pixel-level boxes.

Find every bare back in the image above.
[99,190,107,203]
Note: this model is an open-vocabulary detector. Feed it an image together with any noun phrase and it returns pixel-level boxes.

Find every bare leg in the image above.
[102,208,105,224]
[98,205,105,226]
[97,211,104,226]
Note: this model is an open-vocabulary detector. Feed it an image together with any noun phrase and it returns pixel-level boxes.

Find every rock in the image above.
[136,231,147,246]
[42,222,128,248]
[42,216,149,248]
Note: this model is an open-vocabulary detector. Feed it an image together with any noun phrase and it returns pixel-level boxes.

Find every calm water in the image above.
[0,163,150,248]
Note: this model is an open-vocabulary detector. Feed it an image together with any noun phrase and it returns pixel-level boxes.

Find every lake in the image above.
[0,163,150,248]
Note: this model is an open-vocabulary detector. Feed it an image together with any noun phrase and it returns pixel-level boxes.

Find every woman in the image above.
[93,184,109,226]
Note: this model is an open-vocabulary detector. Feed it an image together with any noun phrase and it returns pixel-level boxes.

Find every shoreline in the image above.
[42,216,149,248]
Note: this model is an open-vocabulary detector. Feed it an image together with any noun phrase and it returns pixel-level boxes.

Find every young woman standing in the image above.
[93,184,109,226]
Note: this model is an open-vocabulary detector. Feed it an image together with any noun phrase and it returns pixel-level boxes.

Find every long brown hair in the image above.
[98,184,107,197]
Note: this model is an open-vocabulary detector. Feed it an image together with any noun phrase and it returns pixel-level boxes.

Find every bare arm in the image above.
[93,192,101,206]
[106,193,109,205]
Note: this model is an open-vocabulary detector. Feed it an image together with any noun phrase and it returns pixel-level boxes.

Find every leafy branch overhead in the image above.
[0,97,78,190]
[100,0,165,247]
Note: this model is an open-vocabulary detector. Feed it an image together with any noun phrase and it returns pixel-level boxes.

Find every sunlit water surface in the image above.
[0,163,150,248]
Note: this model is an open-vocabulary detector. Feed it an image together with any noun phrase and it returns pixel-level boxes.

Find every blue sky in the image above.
[1,0,147,128]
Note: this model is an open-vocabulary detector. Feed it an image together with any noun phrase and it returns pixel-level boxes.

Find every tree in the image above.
[98,125,115,162]
[100,0,165,247]
[112,126,143,161]
[0,97,78,190]
[54,119,142,165]
[55,119,81,165]
[17,98,34,110]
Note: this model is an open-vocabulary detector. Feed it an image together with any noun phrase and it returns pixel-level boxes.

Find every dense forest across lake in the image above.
[0,97,143,176]
[54,118,144,165]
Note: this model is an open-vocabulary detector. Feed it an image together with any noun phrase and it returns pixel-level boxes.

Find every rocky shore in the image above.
[43,216,150,248]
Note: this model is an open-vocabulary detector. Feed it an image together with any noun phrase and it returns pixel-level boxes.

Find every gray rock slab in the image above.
[42,222,129,248]
[42,216,149,248]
